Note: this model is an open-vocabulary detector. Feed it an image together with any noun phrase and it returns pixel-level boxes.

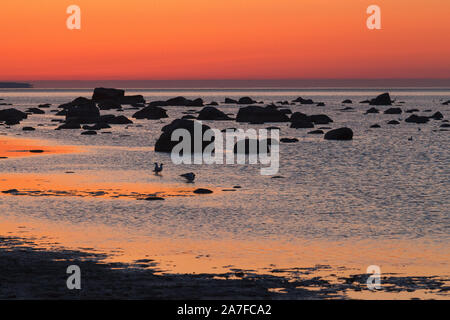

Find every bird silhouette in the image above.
[180,172,195,182]
[153,163,163,174]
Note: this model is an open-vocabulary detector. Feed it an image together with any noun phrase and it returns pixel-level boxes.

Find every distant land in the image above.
[28,79,450,89]
[0,82,32,88]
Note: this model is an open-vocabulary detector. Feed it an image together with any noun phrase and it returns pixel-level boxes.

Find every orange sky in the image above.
[1,0,449,80]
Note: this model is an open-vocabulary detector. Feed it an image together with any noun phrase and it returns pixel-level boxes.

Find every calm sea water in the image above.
[0,89,449,279]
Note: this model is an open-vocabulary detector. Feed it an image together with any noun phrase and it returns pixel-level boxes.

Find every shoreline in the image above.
[1,233,448,300]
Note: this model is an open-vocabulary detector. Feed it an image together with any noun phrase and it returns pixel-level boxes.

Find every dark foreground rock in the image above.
[0,108,28,125]
[324,128,353,140]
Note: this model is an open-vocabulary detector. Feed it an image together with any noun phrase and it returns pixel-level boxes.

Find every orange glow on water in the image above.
[0,136,78,158]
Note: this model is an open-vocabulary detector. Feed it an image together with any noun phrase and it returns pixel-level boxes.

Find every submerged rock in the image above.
[22,126,35,131]
[387,120,400,125]
[370,124,381,128]
[280,138,299,143]
[193,188,213,194]
[324,127,353,140]
[308,129,324,134]
[144,196,165,201]
[342,99,352,104]
[81,130,97,135]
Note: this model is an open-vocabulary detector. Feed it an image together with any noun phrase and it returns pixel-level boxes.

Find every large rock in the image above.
[197,106,232,120]
[369,93,392,105]
[0,108,28,125]
[236,106,289,123]
[155,119,212,153]
[65,102,100,124]
[324,127,353,140]
[132,106,168,120]
[92,87,125,101]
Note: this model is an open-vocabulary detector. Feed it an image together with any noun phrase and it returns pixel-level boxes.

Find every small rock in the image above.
[193,188,213,194]
[81,130,97,135]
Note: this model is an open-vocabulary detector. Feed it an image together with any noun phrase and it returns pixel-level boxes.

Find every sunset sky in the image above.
[1,0,449,80]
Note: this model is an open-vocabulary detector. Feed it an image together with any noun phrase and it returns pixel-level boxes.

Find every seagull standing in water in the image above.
[180,172,195,183]
[153,163,163,174]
